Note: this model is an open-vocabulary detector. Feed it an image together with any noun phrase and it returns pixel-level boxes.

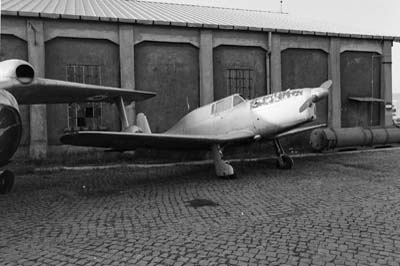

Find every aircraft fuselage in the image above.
[166,88,322,139]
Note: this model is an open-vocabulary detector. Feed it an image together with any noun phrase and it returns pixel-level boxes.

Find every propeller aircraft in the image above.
[61,80,332,178]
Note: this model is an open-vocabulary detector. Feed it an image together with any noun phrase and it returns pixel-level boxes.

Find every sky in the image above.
[143,0,400,92]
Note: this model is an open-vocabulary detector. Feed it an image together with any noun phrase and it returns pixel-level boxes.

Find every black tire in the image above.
[0,170,14,194]
[276,155,294,170]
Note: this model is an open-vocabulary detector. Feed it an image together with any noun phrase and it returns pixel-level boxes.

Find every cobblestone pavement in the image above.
[2,149,400,266]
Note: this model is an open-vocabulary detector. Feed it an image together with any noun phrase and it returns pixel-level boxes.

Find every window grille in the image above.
[226,68,254,99]
[65,64,103,131]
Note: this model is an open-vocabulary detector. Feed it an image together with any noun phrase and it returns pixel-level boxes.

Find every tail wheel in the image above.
[0,170,14,194]
[276,155,294,170]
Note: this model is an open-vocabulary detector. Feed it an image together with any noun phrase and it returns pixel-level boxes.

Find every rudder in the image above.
[137,113,151,134]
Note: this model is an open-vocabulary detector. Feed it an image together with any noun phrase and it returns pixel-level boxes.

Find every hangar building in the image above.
[0,0,399,159]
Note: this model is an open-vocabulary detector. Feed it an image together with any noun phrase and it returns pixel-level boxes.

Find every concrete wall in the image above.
[0,34,28,59]
[213,45,266,100]
[281,48,329,124]
[280,48,329,150]
[135,41,199,133]
[45,37,120,144]
[0,15,395,158]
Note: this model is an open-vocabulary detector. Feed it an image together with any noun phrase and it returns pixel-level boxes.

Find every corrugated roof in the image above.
[2,0,399,41]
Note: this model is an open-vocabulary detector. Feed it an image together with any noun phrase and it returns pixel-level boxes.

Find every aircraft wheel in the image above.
[0,170,14,194]
[276,155,294,170]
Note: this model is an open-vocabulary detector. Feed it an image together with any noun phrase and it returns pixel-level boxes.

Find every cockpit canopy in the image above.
[211,94,245,114]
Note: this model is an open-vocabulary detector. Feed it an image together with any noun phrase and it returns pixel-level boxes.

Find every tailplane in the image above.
[137,113,151,134]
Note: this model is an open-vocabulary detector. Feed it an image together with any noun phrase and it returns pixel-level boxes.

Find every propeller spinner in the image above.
[299,80,332,113]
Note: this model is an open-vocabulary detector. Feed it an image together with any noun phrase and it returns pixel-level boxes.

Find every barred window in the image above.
[66,65,103,131]
[226,69,254,99]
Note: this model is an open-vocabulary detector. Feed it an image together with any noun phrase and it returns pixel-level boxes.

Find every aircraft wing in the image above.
[60,130,255,151]
[0,78,156,104]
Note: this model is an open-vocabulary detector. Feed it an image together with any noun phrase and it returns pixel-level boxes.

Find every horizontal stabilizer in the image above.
[1,78,156,104]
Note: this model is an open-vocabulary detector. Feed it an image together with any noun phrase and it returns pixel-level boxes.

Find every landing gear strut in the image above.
[211,144,236,179]
[0,170,14,194]
[273,139,294,170]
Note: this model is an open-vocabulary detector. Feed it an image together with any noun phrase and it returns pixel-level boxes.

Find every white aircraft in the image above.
[61,80,332,178]
[0,59,156,193]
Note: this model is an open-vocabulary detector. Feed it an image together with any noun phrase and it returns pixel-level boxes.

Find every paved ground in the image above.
[2,149,400,266]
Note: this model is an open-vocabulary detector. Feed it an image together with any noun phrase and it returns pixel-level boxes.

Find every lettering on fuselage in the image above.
[250,90,303,109]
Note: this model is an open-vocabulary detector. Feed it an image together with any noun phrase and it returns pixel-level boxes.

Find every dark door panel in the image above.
[340,51,381,127]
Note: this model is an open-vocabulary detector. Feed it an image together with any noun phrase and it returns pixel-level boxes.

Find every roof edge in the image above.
[1,11,399,42]
[135,0,285,14]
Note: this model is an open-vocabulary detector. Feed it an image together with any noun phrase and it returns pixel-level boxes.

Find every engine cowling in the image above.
[0,59,35,84]
[0,89,22,167]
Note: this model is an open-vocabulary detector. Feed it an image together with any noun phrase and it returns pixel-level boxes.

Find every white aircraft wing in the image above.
[61,124,327,151]
[0,78,156,104]
[60,130,255,151]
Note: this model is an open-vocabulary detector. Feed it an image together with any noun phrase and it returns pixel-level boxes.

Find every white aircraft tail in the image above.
[137,113,152,134]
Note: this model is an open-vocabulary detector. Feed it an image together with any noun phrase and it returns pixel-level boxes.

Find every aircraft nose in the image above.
[0,104,22,166]
[299,83,331,113]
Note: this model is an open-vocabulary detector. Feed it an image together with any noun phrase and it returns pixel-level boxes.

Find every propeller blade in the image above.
[299,96,315,113]
[320,80,332,90]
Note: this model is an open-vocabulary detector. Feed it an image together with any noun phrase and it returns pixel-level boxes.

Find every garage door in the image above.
[135,42,199,133]
[340,51,381,127]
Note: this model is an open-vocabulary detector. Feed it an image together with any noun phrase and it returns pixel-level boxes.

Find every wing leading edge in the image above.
[1,78,156,104]
[60,130,255,151]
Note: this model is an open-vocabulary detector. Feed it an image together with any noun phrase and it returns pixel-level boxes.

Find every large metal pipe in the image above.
[310,127,400,151]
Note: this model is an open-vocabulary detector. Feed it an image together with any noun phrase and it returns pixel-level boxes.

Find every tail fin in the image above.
[136,113,151,134]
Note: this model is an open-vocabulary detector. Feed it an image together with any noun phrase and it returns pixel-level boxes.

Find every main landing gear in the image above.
[0,170,14,194]
[273,139,294,170]
[211,144,236,179]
